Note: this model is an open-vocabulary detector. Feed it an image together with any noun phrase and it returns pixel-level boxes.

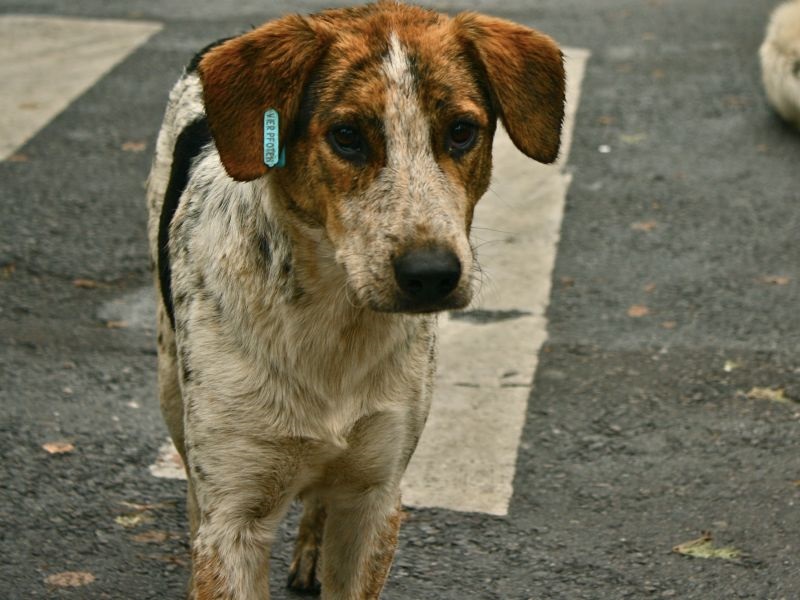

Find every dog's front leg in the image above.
[186,437,301,600]
[191,527,272,600]
[321,484,402,600]
[316,411,410,600]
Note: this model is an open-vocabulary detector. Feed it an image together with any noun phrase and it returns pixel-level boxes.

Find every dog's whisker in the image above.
[470,225,514,235]
[471,239,506,251]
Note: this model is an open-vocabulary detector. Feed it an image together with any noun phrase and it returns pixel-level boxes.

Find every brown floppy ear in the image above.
[198,15,332,181]
[454,13,566,164]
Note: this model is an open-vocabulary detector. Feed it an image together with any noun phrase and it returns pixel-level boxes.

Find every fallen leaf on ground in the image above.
[132,530,170,544]
[760,275,790,286]
[627,304,650,318]
[672,532,741,560]
[45,571,96,587]
[723,95,748,109]
[139,554,188,567]
[620,133,648,145]
[8,153,29,162]
[723,360,741,373]
[42,441,75,454]
[105,320,129,329]
[149,440,187,480]
[661,321,677,329]
[631,221,657,232]
[746,387,792,404]
[2,263,15,279]
[73,278,99,289]
[119,500,174,512]
[121,141,147,152]
[643,283,657,293]
[115,513,154,529]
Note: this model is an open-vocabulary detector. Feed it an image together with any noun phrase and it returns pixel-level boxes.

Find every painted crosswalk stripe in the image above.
[0,15,162,160]
[401,48,590,516]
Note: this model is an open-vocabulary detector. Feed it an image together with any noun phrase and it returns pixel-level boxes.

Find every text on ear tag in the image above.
[263,109,285,168]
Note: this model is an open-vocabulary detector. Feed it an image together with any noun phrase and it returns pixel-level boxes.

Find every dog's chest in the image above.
[186,299,429,446]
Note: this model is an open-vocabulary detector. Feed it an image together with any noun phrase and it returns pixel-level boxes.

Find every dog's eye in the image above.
[447,121,478,155]
[328,126,365,161]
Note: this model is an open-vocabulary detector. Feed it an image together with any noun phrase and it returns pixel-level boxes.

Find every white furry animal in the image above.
[760,0,800,128]
[145,2,565,599]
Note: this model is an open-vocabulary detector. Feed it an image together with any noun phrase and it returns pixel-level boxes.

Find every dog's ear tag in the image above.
[263,109,285,168]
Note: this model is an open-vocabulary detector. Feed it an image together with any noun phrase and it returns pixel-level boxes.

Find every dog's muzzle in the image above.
[392,246,462,312]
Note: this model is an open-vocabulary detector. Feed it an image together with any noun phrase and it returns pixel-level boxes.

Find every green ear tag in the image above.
[263,109,285,168]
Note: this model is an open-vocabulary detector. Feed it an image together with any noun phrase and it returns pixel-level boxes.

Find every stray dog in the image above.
[760,0,800,128]
[146,2,565,598]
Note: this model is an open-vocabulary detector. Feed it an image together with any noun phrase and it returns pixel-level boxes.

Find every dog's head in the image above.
[198,1,565,313]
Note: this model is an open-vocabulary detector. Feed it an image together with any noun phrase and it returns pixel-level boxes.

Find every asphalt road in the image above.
[1,1,799,599]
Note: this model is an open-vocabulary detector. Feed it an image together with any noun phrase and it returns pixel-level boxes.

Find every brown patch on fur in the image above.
[192,548,227,600]
[271,36,390,231]
[198,15,335,181]
[454,12,566,163]
[362,505,402,599]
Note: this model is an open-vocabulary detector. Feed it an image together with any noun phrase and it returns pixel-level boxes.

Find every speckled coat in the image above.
[145,2,565,598]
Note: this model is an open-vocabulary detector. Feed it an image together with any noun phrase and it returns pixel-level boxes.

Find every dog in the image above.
[146,2,565,598]
[760,0,800,128]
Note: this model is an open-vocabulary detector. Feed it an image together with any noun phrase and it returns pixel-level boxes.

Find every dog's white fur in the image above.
[760,0,800,128]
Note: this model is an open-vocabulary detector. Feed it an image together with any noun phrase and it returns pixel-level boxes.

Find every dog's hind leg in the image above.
[287,493,326,593]
[156,303,202,569]
[156,304,202,598]
[156,302,185,455]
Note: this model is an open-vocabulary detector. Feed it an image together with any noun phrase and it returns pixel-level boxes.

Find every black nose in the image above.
[393,247,462,307]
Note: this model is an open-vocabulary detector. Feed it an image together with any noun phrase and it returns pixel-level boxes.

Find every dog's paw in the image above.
[287,544,321,595]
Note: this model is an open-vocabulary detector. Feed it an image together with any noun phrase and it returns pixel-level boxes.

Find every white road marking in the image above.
[0,15,161,160]
[401,48,590,515]
[150,439,187,480]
